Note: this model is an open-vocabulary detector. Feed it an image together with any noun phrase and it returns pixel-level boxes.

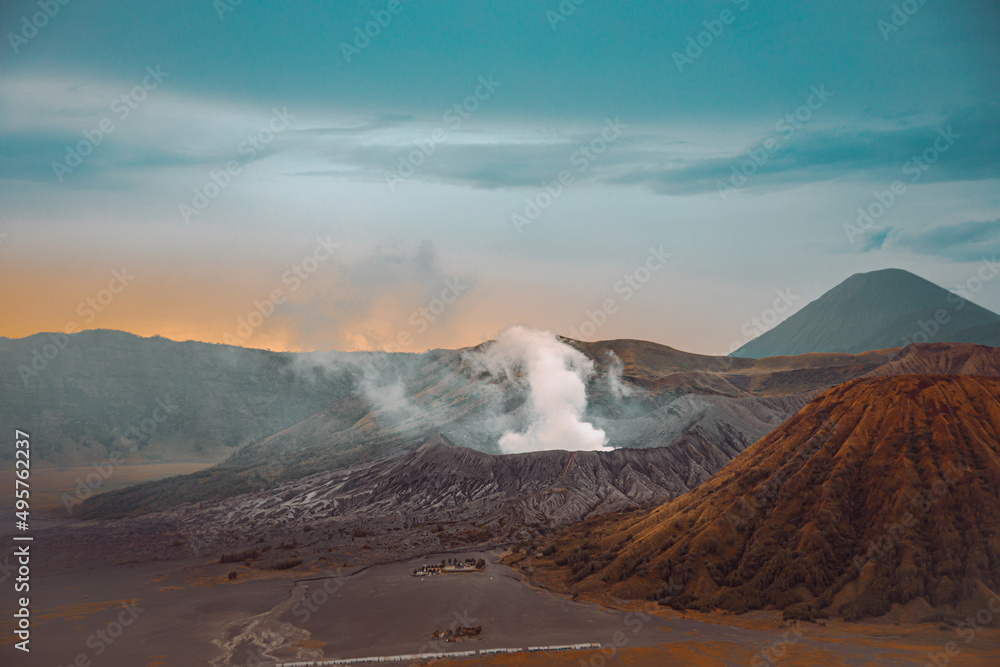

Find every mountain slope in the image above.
[731,268,1000,358]
[0,330,371,464]
[3,330,874,467]
[864,342,1000,377]
[74,338,903,517]
[73,338,1000,518]
[74,434,690,563]
[526,375,1000,623]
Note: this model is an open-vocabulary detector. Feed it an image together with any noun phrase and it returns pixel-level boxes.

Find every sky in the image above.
[1,0,999,354]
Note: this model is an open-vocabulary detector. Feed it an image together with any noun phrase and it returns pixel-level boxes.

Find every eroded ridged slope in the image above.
[532,375,1000,622]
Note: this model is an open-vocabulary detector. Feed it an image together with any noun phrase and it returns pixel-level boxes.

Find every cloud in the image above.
[291,126,645,190]
[889,219,1000,260]
[855,225,894,253]
[614,105,1000,197]
[464,326,609,454]
[267,241,477,352]
[905,219,1000,253]
[286,106,1000,197]
[4,70,997,201]
[290,114,417,137]
[0,74,302,186]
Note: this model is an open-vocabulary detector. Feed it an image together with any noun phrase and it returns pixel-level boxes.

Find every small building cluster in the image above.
[411,557,486,576]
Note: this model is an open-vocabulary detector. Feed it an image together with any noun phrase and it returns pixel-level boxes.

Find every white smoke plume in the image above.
[293,350,417,417]
[466,325,610,454]
[605,350,634,399]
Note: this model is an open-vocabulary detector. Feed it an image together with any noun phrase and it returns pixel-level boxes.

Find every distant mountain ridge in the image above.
[0,329,371,465]
[864,341,1000,377]
[76,338,1000,519]
[731,268,1000,358]
[7,326,1000,520]
[1,329,894,469]
[70,336,908,518]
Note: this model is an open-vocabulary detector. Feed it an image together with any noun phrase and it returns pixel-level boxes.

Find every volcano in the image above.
[732,268,1000,358]
[529,374,1000,623]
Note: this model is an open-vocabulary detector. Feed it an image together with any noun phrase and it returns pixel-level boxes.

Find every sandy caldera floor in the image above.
[2,520,999,666]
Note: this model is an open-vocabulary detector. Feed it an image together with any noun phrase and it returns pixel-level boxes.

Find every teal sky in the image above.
[2,0,999,353]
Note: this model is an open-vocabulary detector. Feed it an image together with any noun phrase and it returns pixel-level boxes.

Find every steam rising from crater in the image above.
[467,326,610,454]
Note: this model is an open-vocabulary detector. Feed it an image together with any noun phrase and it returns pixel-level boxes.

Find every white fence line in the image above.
[278,643,603,665]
